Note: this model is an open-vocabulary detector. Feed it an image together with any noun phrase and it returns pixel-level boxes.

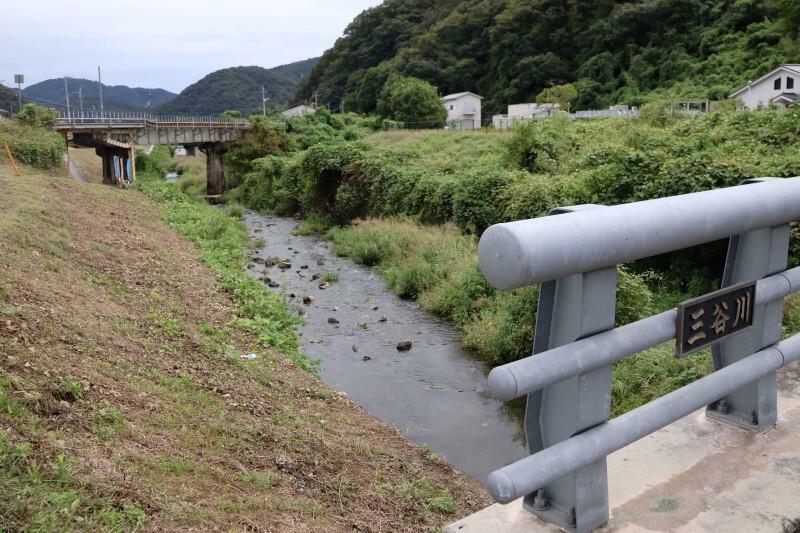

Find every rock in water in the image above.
[396,340,413,351]
[327,317,340,325]
[302,295,315,305]
[319,282,330,290]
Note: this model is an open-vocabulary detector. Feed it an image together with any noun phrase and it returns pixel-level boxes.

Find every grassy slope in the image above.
[0,158,487,530]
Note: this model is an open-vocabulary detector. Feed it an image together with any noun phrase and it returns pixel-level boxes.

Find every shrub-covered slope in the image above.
[296,0,800,114]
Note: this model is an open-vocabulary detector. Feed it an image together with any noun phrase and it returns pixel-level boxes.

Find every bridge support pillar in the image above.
[200,143,227,197]
[95,145,135,186]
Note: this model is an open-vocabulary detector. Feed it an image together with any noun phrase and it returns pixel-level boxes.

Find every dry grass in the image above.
[0,160,488,531]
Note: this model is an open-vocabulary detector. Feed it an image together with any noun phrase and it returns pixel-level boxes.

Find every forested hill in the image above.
[157,58,318,115]
[295,0,800,114]
[23,78,176,112]
[0,84,18,112]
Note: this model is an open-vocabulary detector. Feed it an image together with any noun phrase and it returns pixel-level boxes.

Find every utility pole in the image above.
[78,86,84,118]
[262,85,266,115]
[313,91,318,108]
[64,77,71,120]
[97,66,104,117]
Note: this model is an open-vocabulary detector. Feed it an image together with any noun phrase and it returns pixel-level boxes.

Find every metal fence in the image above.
[478,177,800,532]
[54,110,249,129]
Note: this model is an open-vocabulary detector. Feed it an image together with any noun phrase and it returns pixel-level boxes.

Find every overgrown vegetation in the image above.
[0,113,64,169]
[297,0,800,113]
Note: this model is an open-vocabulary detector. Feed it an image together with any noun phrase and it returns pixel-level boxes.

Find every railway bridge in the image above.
[54,112,249,195]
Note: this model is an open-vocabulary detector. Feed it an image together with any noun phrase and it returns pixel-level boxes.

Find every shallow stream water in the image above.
[243,212,528,481]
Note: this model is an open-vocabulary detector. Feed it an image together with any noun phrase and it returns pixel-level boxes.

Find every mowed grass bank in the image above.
[0,156,488,530]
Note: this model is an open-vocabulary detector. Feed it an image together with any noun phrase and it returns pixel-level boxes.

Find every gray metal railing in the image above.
[478,177,800,532]
[54,110,249,129]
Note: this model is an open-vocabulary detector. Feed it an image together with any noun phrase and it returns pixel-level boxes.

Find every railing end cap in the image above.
[486,469,517,504]
[478,223,527,290]
[488,366,518,401]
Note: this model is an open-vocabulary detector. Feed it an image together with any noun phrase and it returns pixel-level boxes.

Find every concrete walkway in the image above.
[446,361,800,532]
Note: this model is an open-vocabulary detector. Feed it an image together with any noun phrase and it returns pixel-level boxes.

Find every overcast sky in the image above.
[1,0,382,93]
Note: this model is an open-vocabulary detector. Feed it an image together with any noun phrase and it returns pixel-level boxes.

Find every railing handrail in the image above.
[488,265,800,401]
[53,111,249,129]
[479,177,800,289]
[478,176,800,529]
[487,333,800,503]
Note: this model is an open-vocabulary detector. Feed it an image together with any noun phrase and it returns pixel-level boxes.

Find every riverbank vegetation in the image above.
[0,131,488,529]
[222,107,800,414]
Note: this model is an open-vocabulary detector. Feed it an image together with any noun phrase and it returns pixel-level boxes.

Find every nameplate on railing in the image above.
[676,281,756,356]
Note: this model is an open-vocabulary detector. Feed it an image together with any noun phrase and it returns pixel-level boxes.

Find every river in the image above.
[243,211,528,481]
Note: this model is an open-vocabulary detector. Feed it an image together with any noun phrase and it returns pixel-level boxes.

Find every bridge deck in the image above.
[446,361,800,532]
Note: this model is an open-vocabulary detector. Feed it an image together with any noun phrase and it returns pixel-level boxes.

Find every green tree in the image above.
[535,83,578,111]
[221,109,243,119]
[377,77,446,128]
[15,103,59,128]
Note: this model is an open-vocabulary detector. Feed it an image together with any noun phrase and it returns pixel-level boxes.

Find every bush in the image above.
[15,103,59,128]
[0,120,64,169]
[504,118,575,173]
[452,168,518,234]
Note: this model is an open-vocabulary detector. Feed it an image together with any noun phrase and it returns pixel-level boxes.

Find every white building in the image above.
[441,92,482,130]
[492,102,561,129]
[730,64,800,110]
[281,104,315,117]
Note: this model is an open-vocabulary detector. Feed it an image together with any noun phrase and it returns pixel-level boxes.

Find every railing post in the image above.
[707,178,790,430]
[523,205,615,532]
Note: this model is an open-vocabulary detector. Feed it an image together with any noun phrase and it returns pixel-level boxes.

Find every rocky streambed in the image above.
[244,212,527,481]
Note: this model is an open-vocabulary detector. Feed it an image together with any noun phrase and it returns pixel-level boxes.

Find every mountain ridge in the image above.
[23,78,176,112]
[295,0,800,114]
[157,58,318,115]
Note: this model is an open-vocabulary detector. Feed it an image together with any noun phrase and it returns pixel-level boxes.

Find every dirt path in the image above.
[0,165,489,531]
[68,157,89,182]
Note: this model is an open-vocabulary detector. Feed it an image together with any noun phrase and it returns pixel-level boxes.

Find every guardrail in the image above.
[54,111,249,129]
[478,177,800,532]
